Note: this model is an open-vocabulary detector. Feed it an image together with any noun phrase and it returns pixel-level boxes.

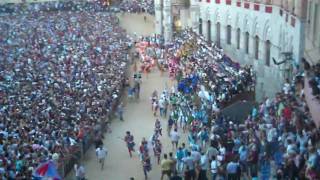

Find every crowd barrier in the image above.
[55,94,122,178]
[56,53,130,177]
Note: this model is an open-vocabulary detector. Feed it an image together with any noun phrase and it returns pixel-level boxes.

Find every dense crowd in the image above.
[119,0,155,14]
[0,8,131,179]
[134,30,320,180]
[137,29,254,109]
[307,63,320,99]
[167,30,254,106]
[0,0,112,14]
[149,85,320,180]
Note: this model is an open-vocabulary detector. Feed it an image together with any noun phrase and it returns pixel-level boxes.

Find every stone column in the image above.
[155,0,163,35]
[295,0,308,19]
[163,0,172,43]
[190,0,200,33]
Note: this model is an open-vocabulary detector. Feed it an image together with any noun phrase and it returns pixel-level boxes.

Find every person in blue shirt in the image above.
[176,147,184,173]
[259,155,271,180]
[177,80,185,92]
[251,107,258,120]
[198,128,209,149]
[167,116,174,136]
[273,146,284,168]
[239,144,248,176]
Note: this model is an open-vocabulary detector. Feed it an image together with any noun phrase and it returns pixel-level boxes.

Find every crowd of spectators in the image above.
[140,29,320,180]
[164,30,320,180]
[0,3,131,179]
[0,0,114,14]
[307,63,320,99]
[167,29,254,107]
[135,29,254,109]
[203,85,320,179]
[119,0,155,14]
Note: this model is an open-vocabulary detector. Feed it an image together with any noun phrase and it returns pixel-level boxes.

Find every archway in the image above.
[236,28,240,49]
[255,35,259,60]
[245,32,249,54]
[265,40,271,66]
[199,18,203,35]
[216,22,221,47]
[207,20,211,43]
[227,25,232,45]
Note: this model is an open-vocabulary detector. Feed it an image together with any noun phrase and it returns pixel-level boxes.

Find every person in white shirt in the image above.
[159,98,165,117]
[170,128,180,149]
[210,156,220,180]
[182,151,196,179]
[74,164,86,180]
[199,152,209,179]
[283,79,291,94]
[190,148,201,163]
[218,143,226,156]
[96,145,108,170]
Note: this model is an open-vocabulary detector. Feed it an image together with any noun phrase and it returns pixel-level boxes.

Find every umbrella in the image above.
[33,161,61,180]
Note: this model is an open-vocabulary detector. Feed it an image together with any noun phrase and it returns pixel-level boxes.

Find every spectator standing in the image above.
[182,151,196,180]
[226,159,240,180]
[96,145,108,170]
[74,164,86,180]
[198,152,209,180]
[176,147,185,173]
[210,156,219,180]
[259,155,271,180]
[170,128,180,149]
[118,103,124,121]
[169,152,177,174]
[167,116,175,136]
[161,153,173,180]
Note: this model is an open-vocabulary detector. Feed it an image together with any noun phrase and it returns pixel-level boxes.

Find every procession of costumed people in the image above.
[136,29,254,106]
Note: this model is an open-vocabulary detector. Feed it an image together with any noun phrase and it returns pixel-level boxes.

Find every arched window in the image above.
[245,32,249,54]
[199,18,203,35]
[227,25,232,45]
[265,40,271,66]
[255,35,259,60]
[236,28,240,49]
[207,20,211,43]
[216,23,221,47]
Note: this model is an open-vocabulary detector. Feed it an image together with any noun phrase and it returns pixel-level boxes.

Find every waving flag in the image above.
[33,161,61,180]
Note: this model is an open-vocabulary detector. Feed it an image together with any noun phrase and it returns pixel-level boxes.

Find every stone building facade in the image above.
[305,0,320,66]
[156,0,310,101]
